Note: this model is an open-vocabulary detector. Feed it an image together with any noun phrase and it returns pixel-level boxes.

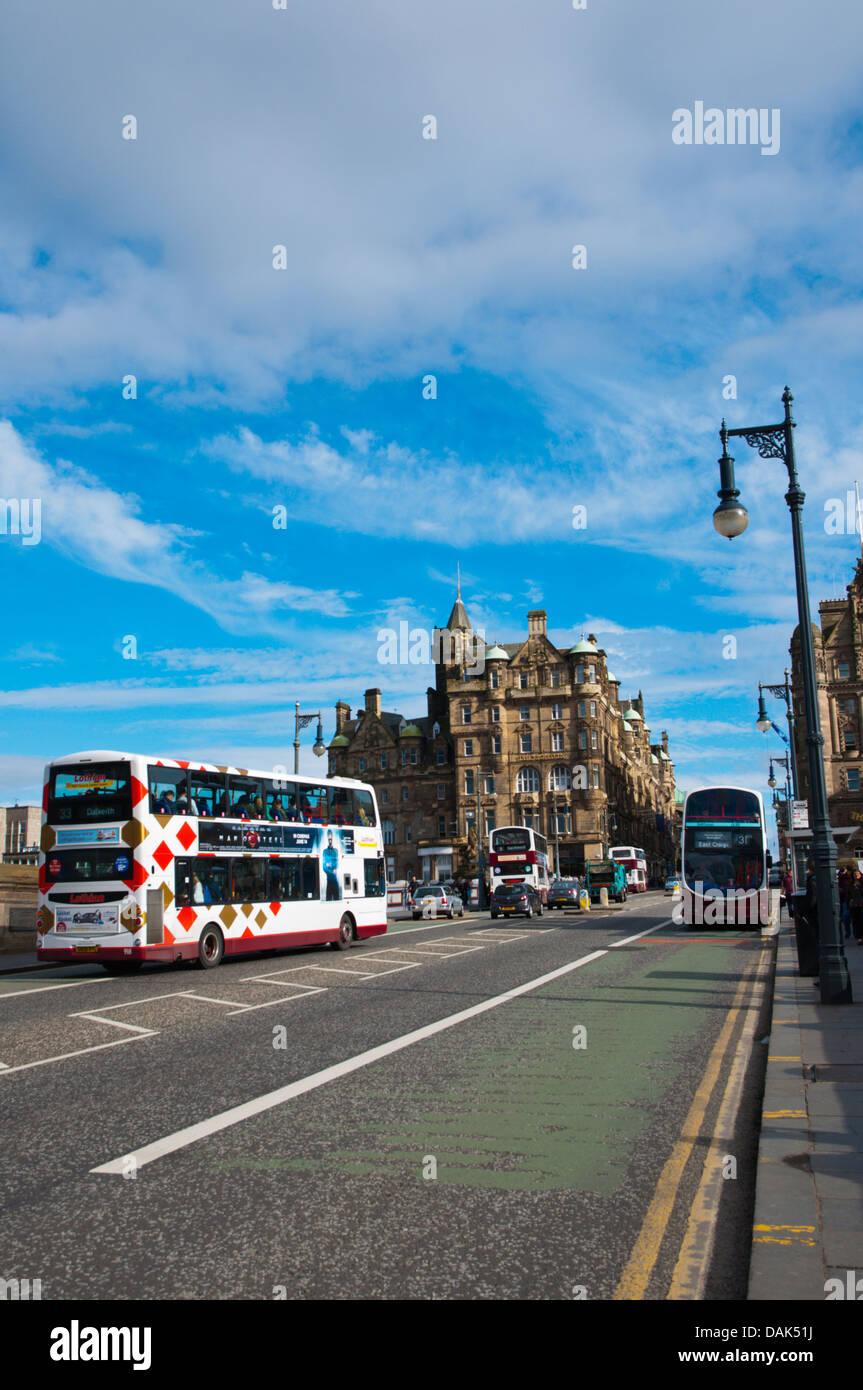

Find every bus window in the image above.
[232,858,267,903]
[228,776,264,820]
[364,858,385,897]
[200,862,229,905]
[301,857,320,899]
[264,779,297,823]
[354,789,376,826]
[149,767,190,815]
[269,859,302,901]
[190,772,227,820]
[298,786,327,824]
[328,786,353,825]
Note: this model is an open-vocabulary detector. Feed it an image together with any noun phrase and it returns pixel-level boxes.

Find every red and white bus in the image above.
[37,751,386,972]
[609,845,648,892]
[488,826,551,902]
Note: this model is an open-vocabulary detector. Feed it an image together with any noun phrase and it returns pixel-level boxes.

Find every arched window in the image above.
[516,766,540,793]
[382,819,395,846]
[548,765,572,792]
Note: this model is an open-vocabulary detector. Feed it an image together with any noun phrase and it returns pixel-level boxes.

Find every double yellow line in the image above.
[613,944,772,1299]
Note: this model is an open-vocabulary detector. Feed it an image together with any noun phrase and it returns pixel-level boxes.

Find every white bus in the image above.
[488,826,551,902]
[609,845,648,892]
[37,751,386,972]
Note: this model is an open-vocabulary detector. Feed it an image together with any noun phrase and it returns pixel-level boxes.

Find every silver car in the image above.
[412,884,464,920]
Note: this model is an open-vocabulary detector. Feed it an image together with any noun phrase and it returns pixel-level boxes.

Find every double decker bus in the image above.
[488,826,551,902]
[608,845,648,892]
[37,751,386,972]
[680,786,769,928]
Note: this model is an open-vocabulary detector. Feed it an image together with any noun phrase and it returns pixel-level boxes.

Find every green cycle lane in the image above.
[213,929,765,1197]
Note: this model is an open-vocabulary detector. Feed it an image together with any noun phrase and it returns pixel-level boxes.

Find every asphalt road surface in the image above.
[0,893,772,1301]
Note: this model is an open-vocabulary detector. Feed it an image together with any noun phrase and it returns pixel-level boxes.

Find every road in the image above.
[0,893,772,1300]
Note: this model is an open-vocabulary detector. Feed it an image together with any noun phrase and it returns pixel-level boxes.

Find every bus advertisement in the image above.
[37,751,387,971]
[678,785,771,928]
[488,826,550,902]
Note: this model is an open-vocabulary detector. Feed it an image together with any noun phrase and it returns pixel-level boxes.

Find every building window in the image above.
[590,701,597,718]
[521,812,536,829]
[553,810,572,835]
[576,665,585,684]
[406,825,412,843]
[578,700,586,718]
[464,739,474,756]
[552,732,564,751]
[380,753,387,770]
[520,734,532,754]
[551,703,562,721]
[484,774,495,795]
[848,770,861,791]
[490,669,500,689]
[578,730,588,749]
[492,734,501,754]
[465,770,475,795]
[592,764,600,789]
[491,706,501,723]
[548,765,572,791]
[516,766,540,793]
[549,669,561,688]
[381,789,389,804]
[436,748,446,764]
[383,819,395,846]
[438,816,447,836]
[485,811,496,834]
[410,747,418,764]
[837,661,852,680]
[588,664,596,683]
[591,730,598,749]
[401,748,408,765]
[437,783,446,800]
[402,787,409,802]
[358,757,365,773]
[845,729,858,749]
[519,672,530,689]
[462,706,472,724]
[519,707,530,721]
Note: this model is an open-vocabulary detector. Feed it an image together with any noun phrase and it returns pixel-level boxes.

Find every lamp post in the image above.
[768,755,792,862]
[714,387,851,1002]
[756,670,799,798]
[474,773,492,911]
[294,702,326,775]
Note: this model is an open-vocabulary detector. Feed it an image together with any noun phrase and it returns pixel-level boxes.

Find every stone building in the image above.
[0,805,41,865]
[790,555,863,848]
[328,590,678,883]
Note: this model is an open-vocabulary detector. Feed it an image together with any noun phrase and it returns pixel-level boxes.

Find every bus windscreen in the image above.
[685,788,760,823]
[49,763,132,825]
[491,828,531,853]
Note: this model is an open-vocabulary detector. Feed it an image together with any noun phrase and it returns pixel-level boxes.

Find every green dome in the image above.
[399,723,423,738]
[606,671,619,683]
[570,637,597,654]
[485,644,510,661]
[623,707,643,722]
[329,734,350,747]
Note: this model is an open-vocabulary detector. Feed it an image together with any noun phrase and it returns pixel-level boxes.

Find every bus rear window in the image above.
[44,847,135,883]
[48,763,132,825]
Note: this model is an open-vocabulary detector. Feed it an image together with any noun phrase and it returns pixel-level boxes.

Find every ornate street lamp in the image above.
[294,702,326,774]
[714,389,851,1003]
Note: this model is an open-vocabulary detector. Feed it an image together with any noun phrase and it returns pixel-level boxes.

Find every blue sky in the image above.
[2,0,863,854]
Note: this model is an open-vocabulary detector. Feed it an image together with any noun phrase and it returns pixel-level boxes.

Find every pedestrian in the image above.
[849,872,863,945]
[838,866,852,938]
[781,868,793,918]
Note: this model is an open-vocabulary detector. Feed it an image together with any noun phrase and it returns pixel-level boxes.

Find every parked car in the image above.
[664,875,682,895]
[490,882,544,919]
[548,879,581,909]
[412,884,464,920]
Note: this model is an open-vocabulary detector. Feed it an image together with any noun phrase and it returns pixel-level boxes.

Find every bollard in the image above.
[599,887,609,907]
[579,889,590,911]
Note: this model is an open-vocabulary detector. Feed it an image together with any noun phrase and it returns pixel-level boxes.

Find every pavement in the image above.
[749,911,863,1300]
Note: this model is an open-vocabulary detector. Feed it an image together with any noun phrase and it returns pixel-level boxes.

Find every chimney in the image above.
[365,688,382,719]
[662,730,669,752]
[527,610,547,637]
[335,701,350,733]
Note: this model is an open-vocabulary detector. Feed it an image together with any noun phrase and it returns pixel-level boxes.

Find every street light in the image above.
[756,692,772,733]
[713,388,851,1003]
[294,702,326,774]
[756,671,799,798]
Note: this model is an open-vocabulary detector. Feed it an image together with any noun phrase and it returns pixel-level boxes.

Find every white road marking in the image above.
[91,944,621,1174]
[74,1013,155,1035]
[0,975,114,1001]
[1,1033,155,1075]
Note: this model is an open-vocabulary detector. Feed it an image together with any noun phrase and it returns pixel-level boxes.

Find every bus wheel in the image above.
[332,914,354,950]
[197,925,224,969]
